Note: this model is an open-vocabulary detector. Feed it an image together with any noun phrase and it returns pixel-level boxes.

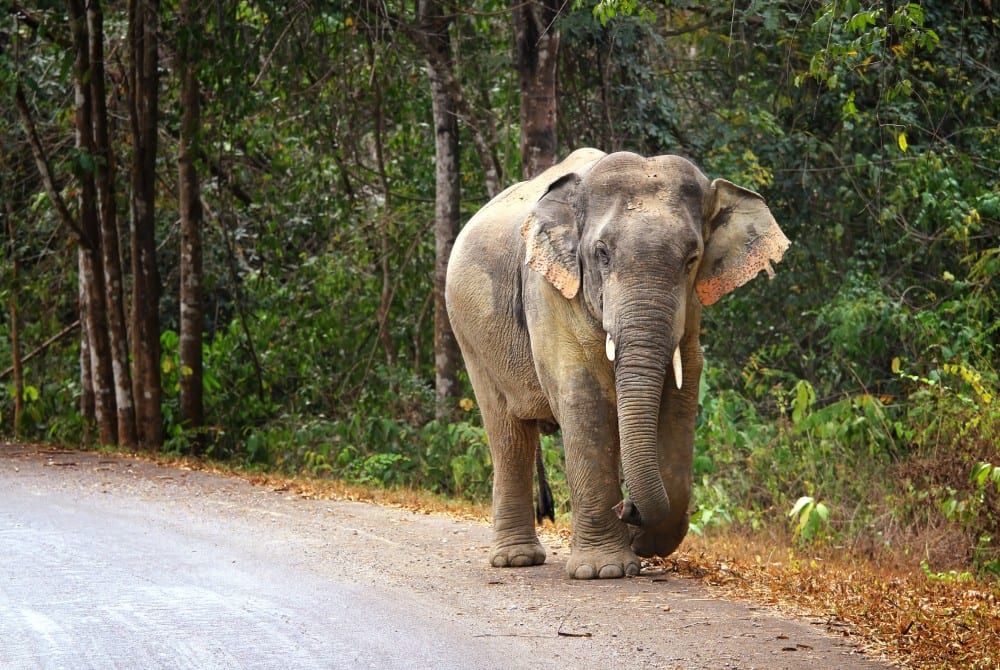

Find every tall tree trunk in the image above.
[88,0,137,447]
[178,0,205,447]
[370,49,396,367]
[417,0,461,418]
[9,294,23,438]
[513,0,561,179]
[128,0,163,449]
[70,0,117,445]
[5,213,23,438]
[79,250,95,444]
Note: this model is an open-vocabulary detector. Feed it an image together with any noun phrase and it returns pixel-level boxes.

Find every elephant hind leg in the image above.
[479,395,546,568]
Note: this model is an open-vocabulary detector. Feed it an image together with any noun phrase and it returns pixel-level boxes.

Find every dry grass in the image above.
[655,532,1000,670]
[85,446,1000,668]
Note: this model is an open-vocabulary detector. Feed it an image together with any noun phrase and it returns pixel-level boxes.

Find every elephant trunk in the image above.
[612,295,675,530]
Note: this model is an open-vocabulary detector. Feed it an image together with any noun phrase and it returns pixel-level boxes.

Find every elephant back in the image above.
[466,148,607,231]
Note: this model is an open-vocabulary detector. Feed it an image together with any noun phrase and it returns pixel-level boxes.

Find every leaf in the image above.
[891,357,901,374]
[897,132,908,152]
[972,462,991,487]
[791,380,816,424]
[814,502,830,522]
[789,496,814,518]
[796,502,814,533]
[941,498,958,519]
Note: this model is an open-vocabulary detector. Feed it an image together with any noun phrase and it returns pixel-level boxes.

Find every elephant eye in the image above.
[595,243,611,267]
[685,254,700,273]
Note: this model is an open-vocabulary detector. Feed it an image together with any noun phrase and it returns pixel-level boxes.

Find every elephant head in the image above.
[521,152,789,538]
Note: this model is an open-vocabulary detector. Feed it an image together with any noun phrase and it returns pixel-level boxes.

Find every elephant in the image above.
[445,148,789,579]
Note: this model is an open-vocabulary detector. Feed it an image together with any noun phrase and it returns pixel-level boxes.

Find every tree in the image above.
[415,0,461,417]
[4,209,23,438]
[69,0,118,445]
[88,0,137,447]
[513,0,561,178]
[127,0,163,448]
[177,0,205,445]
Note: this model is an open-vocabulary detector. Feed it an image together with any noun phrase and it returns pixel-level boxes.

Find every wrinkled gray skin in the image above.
[446,149,789,579]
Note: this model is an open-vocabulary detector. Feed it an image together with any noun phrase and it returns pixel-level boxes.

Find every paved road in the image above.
[0,444,887,669]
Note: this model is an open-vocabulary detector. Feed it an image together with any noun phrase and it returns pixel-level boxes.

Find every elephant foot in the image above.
[566,546,640,579]
[490,540,546,568]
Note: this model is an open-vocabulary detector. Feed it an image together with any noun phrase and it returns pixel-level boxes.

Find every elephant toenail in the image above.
[492,555,506,568]
[510,555,532,567]
[575,564,596,579]
[598,564,624,579]
[625,562,640,576]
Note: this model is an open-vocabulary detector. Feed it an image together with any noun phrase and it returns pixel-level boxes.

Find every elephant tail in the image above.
[535,444,555,524]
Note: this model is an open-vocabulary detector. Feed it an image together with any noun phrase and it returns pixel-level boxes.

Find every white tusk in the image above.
[672,346,683,389]
[605,333,616,361]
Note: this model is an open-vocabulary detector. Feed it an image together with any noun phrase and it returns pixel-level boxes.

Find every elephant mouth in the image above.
[605,332,683,391]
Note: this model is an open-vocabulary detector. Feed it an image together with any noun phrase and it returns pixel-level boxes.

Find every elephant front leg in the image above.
[484,411,546,568]
[561,378,639,579]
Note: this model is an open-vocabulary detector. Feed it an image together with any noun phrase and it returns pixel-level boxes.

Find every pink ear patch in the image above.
[696,223,789,306]
[522,214,581,300]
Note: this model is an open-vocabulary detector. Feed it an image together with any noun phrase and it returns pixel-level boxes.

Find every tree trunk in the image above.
[370,54,396,367]
[128,0,163,449]
[70,0,117,445]
[88,0,137,448]
[5,213,23,438]
[9,296,23,438]
[418,0,461,418]
[513,0,561,179]
[79,251,95,443]
[178,0,205,446]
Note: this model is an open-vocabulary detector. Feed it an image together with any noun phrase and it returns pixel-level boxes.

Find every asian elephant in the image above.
[445,149,789,579]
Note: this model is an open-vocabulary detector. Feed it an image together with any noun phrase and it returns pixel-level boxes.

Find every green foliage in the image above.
[919,560,974,583]
[971,462,1000,493]
[688,476,734,536]
[939,460,1000,575]
[788,496,831,544]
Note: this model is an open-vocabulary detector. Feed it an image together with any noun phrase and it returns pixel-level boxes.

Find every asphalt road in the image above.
[0,444,888,669]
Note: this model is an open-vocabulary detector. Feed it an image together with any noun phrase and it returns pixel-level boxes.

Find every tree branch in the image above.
[12,3,72,49]
[13,82,94,249]
[0,320,81,382]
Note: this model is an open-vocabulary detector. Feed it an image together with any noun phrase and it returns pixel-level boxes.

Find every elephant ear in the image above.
[521,173,582,300]
[696,179,790,306]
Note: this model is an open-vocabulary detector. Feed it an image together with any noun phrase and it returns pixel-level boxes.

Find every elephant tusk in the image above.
[605,333,616,361]
[672,346,683,389]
